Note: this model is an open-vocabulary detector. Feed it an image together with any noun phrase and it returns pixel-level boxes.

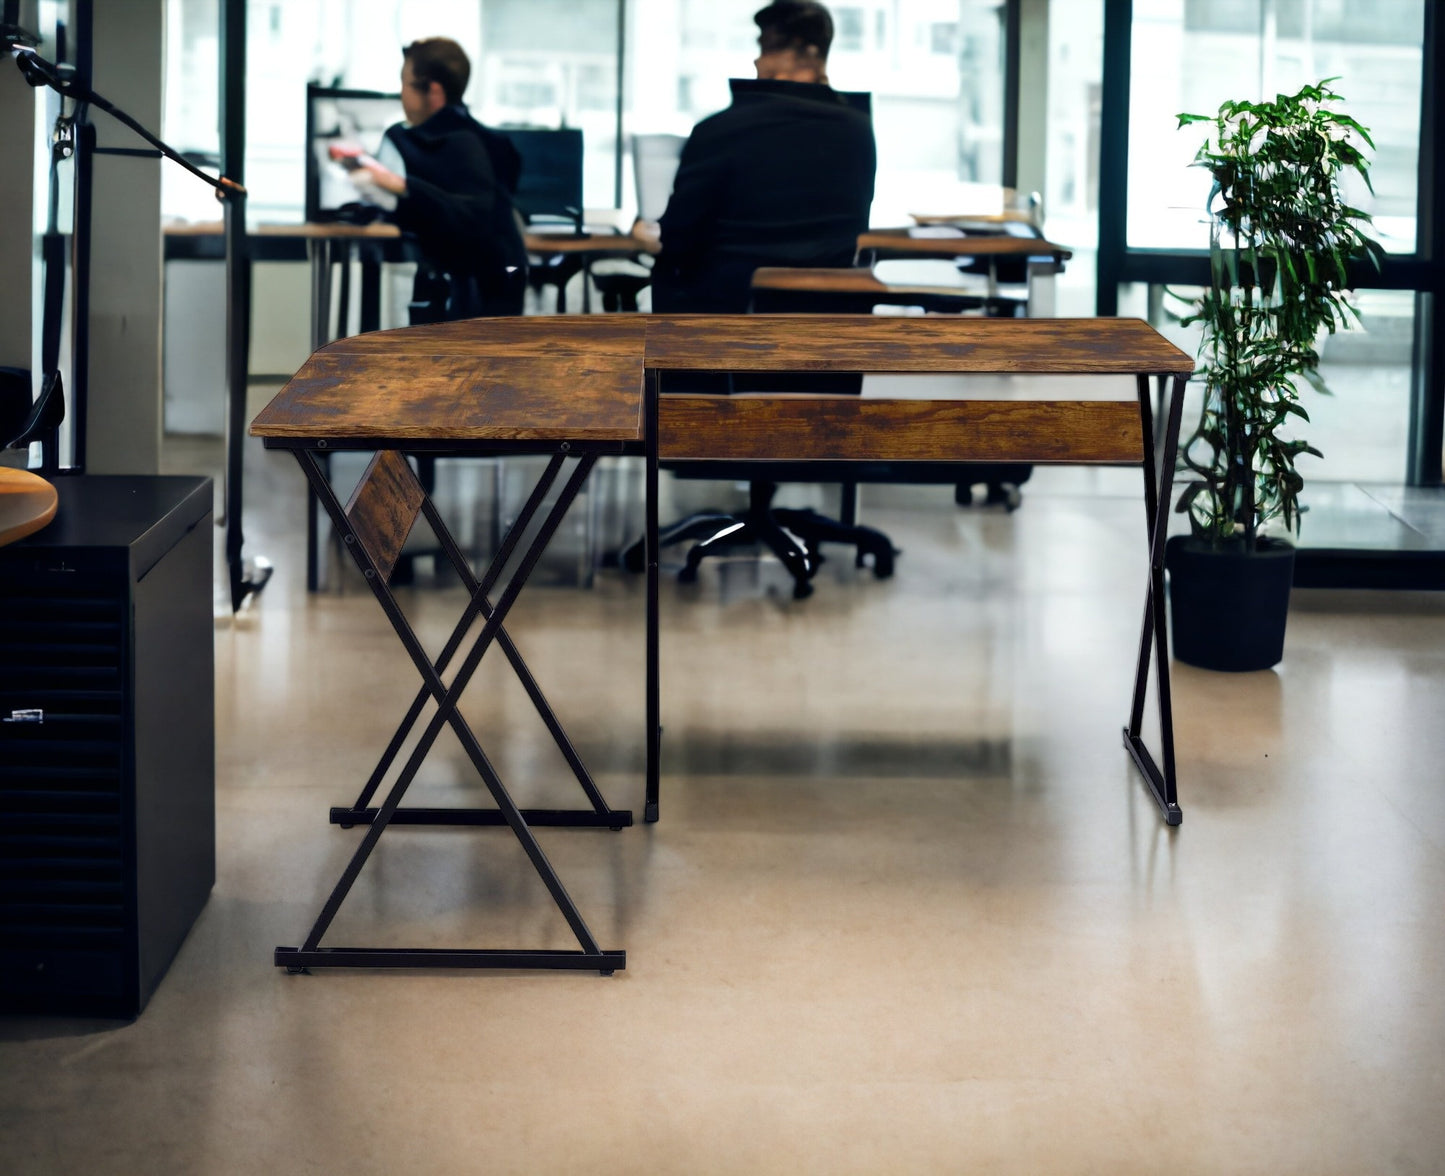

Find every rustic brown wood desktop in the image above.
[855,230,1072,265]
[251,314,1193,975]
[753,265,1020,315]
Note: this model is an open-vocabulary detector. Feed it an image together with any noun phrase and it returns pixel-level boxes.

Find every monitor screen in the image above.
[496,127,583,228]
[305,85,404,222]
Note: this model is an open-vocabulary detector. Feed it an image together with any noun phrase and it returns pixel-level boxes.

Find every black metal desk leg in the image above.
[276,447,625,973]
[304,240,333,593]
[645,370,661,822]
[1124,372,1187,825]
[331,457,630,831]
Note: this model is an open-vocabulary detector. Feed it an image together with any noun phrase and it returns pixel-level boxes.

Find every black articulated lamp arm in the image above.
[7,42,246,200]
[5,28,269,611]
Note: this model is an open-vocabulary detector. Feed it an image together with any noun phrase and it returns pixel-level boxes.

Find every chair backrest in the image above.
[632,133,685,223]
[497,127,584,229]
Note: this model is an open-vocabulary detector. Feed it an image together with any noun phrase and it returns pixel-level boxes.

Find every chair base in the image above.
[624,481,895,599]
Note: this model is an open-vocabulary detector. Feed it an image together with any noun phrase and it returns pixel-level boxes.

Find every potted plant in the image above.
[1166,81,1382,672]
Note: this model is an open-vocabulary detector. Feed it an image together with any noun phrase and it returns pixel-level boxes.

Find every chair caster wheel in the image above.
[985,483,1022,512]
[678,564,699,584]
[620,542,646,573]
[791,579,814,600]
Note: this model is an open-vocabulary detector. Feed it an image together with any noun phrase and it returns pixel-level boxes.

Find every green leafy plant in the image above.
[1172,81,1383,548]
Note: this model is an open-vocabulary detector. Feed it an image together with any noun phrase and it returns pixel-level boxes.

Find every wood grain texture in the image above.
[344,450,426,578]
[251,315,1190,445]
[752,266,984,301]
[856,231,1070,260]
[642,316,1194,375]
[753,267,907,293]
[310,314,647,357]
[524,231,648,257]
[0,468,59,547]
[658,397,1145,463]
[251,350,644,441]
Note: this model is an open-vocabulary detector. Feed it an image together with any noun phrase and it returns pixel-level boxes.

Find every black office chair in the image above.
[621,288,897,600]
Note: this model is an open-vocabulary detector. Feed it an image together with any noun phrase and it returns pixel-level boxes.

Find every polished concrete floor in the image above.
[3,422,1445,1174]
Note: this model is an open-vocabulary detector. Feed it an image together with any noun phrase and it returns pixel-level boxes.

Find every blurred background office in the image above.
[148,0,1436,500]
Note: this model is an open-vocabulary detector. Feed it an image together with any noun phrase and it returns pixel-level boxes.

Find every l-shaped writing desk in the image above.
[251,314,1194,975]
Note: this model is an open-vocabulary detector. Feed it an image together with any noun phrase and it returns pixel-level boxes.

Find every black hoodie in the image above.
[654,78,876,314]
[383,105,527,302]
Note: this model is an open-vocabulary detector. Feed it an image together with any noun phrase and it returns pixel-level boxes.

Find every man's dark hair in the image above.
[754,1,834,60]
[402,37,471,105]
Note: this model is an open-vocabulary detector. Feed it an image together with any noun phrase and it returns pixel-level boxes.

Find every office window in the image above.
[162,0,222,223]
[1127,0,1425,252]
[835,7,866,53]
[162,0,1010,226]
[163,0,618,222]
[1045,0,1104,316]
[1149,285,1417,484]
[624,0,1008,226]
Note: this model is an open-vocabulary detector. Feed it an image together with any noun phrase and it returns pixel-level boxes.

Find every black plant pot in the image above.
[1165,535,1296,672]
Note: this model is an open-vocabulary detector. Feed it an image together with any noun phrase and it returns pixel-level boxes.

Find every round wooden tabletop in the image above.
[0,467,59,547]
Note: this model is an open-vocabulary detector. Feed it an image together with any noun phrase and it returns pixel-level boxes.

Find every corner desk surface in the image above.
[250,315,1191,453]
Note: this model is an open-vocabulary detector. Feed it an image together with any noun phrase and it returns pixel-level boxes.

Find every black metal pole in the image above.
[1096,0,1132,317]
[1001,0,1021,191]
[1406,0,1443,487]
[68,0,94,471]
[221,0,258,610]
[613,0,626,209]
[644,369,660,822]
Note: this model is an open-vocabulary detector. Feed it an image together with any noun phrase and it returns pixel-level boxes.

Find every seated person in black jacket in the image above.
[650,1,875,315]
[355,38,526,321]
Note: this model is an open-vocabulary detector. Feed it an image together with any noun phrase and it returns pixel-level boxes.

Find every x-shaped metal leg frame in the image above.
[329,453,631,833]
[275,444,626,973]
[1124,373,1188,826]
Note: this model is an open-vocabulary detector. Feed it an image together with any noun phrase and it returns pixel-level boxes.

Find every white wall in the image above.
[86,0,165,474]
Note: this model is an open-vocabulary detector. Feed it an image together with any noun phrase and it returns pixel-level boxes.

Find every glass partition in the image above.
[624,0,1009,227]
[1126,0,1425,253]
[162,0,1010,227]
[163,0,619,223]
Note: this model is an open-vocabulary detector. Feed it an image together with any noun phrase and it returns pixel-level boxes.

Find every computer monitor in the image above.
[496,127,584,229]
[305,84,404,223]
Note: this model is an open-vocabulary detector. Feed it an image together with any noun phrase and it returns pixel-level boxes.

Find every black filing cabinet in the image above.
[0,476,214,1017]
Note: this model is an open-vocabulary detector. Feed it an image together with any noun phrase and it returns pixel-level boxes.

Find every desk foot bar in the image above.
[1122,729,1183,826]
[330,805,632,829]
[275,946,625,973]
